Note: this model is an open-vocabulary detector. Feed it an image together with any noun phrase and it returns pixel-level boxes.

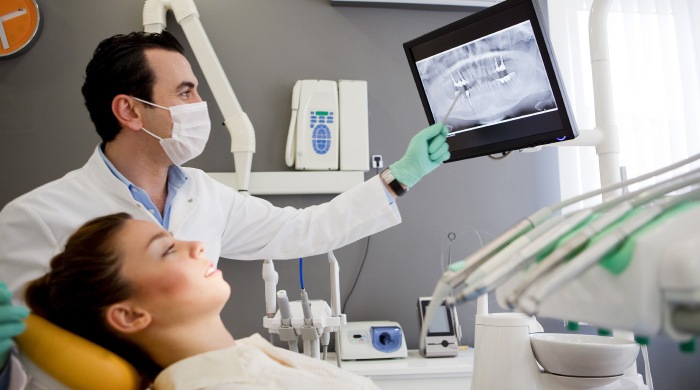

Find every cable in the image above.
[341,166,381,313]
[446,232,456,268]
[488,150,512,160]
[342,235,371,314]
[555,152,700,213]
[299,258,304,290]
[442,228,492,270]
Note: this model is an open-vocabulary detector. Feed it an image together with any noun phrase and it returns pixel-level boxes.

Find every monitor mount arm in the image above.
[142,0,256,194]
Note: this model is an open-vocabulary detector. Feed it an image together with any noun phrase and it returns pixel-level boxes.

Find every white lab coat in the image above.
[0,146,401,389]
[0,147,401,299]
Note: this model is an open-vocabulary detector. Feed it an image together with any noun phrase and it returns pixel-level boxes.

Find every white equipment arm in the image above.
[588,0,621,199]
[142,0,256,194]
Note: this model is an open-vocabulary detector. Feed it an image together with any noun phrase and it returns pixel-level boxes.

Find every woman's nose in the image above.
[189,241,205,258]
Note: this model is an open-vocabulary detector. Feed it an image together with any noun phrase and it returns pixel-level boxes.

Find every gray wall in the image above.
[1,0,697,388]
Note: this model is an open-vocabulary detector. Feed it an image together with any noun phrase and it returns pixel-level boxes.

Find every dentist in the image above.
[0,31,449,388]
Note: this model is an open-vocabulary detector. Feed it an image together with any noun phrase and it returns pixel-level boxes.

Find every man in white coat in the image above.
[0,31,449,387]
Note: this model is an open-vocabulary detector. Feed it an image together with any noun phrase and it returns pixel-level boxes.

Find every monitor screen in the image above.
[403,0,577,162]
[419,299,455,337]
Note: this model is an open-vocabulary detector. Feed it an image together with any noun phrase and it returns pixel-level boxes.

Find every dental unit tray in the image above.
[262,299,343,336]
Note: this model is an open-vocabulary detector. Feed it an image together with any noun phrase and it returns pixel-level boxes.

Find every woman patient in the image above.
[25,212,378,389]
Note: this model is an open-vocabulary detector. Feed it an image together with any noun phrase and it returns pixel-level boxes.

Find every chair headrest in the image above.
[14,314,141,390]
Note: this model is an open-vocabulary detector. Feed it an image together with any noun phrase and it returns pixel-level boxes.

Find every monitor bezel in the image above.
[403,0,578,162]
[419,298,456,337]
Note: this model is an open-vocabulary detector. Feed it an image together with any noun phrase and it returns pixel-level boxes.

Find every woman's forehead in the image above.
[119,219,166,249]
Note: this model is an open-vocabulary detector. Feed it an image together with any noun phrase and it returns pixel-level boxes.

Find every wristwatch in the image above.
[380,168,408,197]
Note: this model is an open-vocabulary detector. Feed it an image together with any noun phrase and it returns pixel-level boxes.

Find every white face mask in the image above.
[133,97,211,166]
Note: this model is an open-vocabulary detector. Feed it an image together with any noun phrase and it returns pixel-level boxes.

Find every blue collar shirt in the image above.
[98,145,188,230]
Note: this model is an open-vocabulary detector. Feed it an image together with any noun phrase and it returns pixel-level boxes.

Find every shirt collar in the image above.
[98,143,189,189]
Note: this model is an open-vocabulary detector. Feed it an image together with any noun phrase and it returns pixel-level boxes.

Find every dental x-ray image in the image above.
[416,21,557,135]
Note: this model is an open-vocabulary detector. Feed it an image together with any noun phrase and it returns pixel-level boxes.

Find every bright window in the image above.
[548,0,700,212]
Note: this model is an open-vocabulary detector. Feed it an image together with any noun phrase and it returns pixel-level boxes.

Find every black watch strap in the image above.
[381,168,408,197]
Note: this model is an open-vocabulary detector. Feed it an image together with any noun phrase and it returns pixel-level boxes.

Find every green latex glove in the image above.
[0,283,29,368]
[390,123,450,188]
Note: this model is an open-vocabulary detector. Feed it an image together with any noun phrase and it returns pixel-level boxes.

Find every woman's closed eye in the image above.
[163,243,177,256]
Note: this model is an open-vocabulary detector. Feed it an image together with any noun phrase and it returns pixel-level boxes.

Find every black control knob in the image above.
[380,332,392,345]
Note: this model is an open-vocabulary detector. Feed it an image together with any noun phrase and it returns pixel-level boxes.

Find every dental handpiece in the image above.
[432,153,700,323]
[538,151,700,215]
[464,213,584,286]
[578,164,700,218]
[518,186,700,315]
[445,216,564,305]
[300,289,313,324]
[277,290,292,325]
[447,168,700,306]
[440,154,700,302]
[328,251,341,317]
[447,209,593,305]
[505,168,700,307]
[505,202,634,308]
[617,166,700,210]
[441,169,657,293]
[300,289,320,358]
[263,260,279,318]
[517,206,661,316]
[276,290,299,352]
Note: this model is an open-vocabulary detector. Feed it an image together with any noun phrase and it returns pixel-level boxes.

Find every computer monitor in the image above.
[418,298,456,337]
[403,0,577,162]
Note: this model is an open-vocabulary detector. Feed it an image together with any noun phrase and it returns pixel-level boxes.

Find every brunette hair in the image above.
[24,212,161,380]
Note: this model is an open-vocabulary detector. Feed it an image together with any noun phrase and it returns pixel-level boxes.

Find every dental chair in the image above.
[14,314,141,390]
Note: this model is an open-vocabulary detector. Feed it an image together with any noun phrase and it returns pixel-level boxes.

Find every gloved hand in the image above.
[0,283,29,368]
[389,122,450,188]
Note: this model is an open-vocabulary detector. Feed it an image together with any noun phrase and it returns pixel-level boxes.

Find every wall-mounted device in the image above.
[418,297,461,357]
[403,0,578,162]
[286,79,369,171]
[338,321,408,360]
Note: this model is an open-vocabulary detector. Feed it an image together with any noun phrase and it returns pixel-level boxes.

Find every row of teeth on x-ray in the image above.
[449,54,518,109]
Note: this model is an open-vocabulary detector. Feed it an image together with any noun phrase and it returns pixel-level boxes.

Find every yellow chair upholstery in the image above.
[14,314,141,390]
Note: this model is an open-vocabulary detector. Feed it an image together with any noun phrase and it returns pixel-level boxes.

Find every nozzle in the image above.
[300,289,313,324]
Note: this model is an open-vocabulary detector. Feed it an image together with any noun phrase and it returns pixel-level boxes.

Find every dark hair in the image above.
[24,213,161,380]
[81,31,184,143]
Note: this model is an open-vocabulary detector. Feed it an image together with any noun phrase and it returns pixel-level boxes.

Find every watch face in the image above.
[0,0,42,59]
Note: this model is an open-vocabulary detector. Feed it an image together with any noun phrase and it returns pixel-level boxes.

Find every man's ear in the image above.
[112,94,143,131]
[106,302,151,334]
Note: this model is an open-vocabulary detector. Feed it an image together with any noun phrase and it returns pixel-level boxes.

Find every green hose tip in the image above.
[680,338,696,353]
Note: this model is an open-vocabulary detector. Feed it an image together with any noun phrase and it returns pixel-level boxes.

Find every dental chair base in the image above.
[471,313,647,390]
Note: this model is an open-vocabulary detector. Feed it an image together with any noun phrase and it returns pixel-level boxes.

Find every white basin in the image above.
[530,333,640,378]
